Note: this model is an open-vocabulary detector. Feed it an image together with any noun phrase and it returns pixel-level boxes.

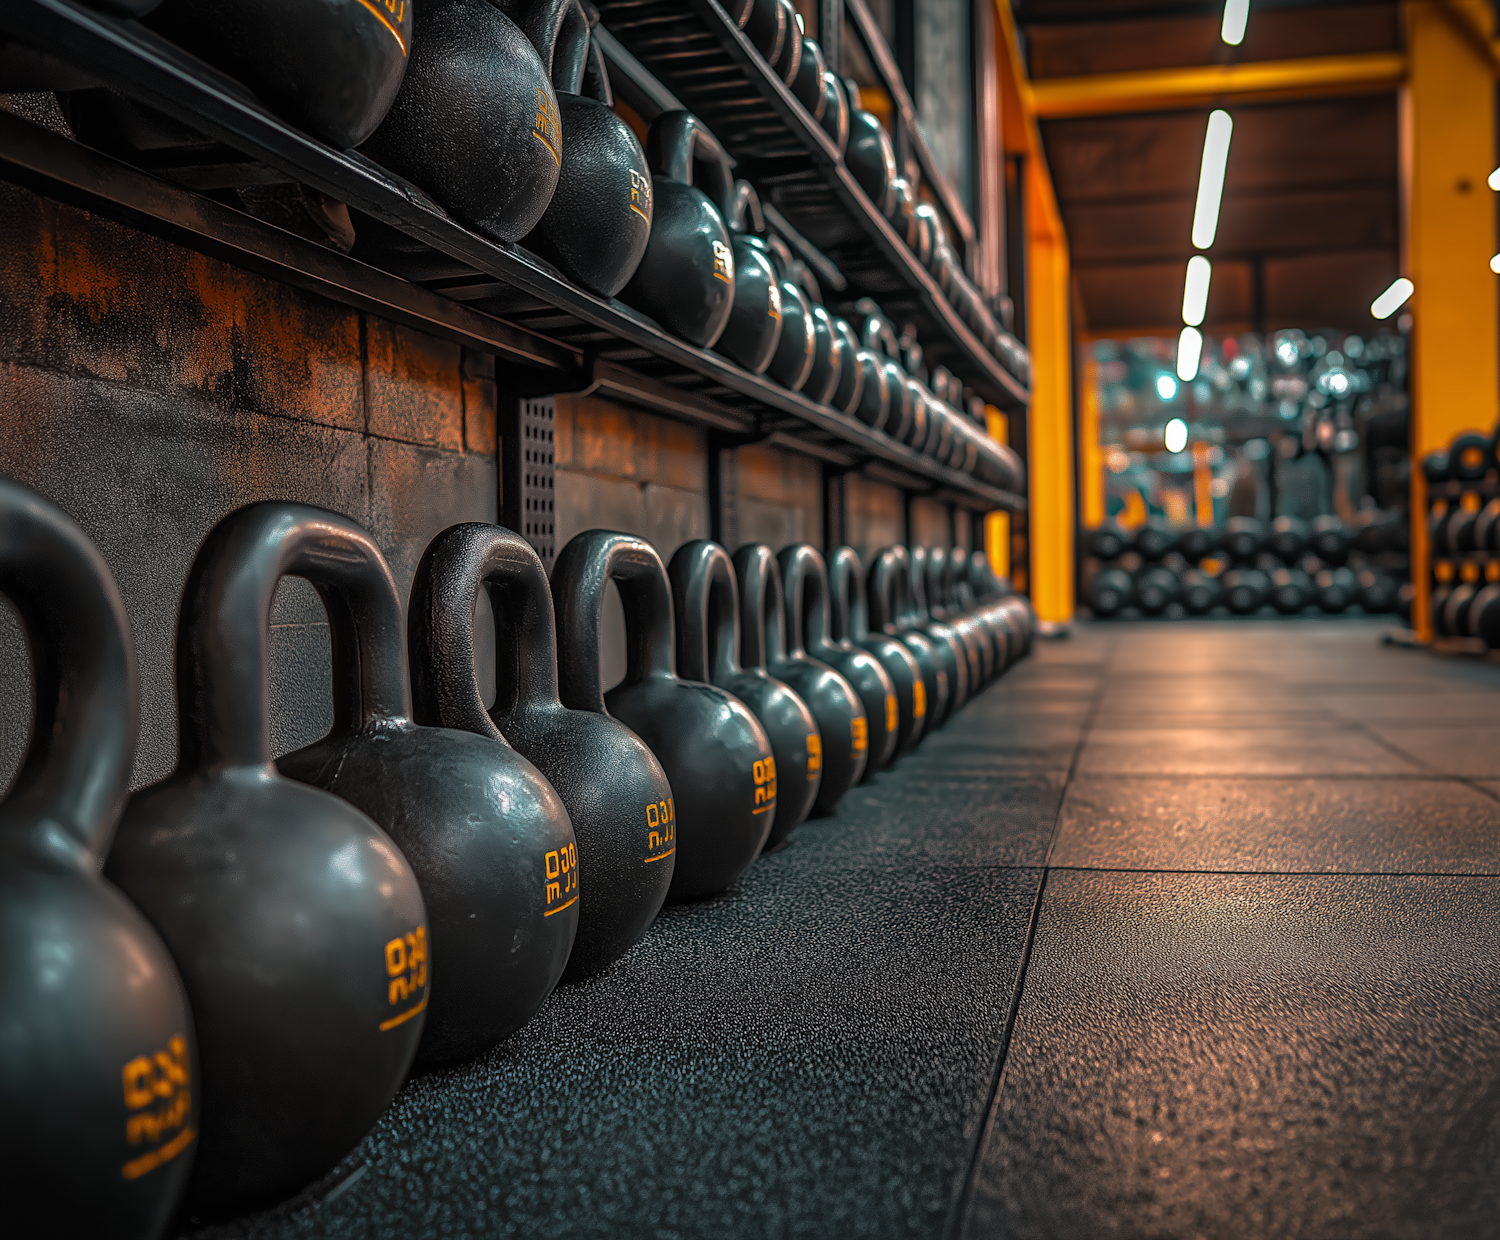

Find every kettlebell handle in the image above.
[668,540,742,683]
[829,546,872,643]
[728,179,766,236]
[582,24,613,106]
[647,111,735,223]
[177,502,411,771]
[866,546,903,636]
[778,544,833,655]
[552,530,676,712]
[513,0,593,96]
[927,547,949,618]
[731,544,789,670]
[0,478,137,856]
[408,522,560,739]
[908,546,931,622]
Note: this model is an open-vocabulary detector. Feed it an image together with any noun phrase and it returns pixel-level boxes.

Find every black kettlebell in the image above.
[943,547,997,685]
[621,112,738,349]
[730,0,786,60]
[361,0,560,241]
[146,0,409,147]
[1222,516,1266,562]
[787,543,904,777]
[254,507,576,1067]
[553,531,775,900]
[1310,514,1351,565]
[853,348,892,431]
[1270,566,1313,613]
[758,207,818,392]
[844,78,896,213]
[735,544,867,813]
[669,540,821,848]
[719,181,785,374]
[1089,566,1134,616]
[868,547,951,730]
[408,523,673,983]
[791,37,827,118]
[515,1,653,297]
[829,546,926,758]
[107,505,430,1217]
[831,318,868,414]
[804,305,847,406]
[953,547,1007,683]
[771,0,803,82]
[819,71,850,153]
[1180,568,1223,614]
[1221,567,1270,613]
[911,546,975,708]
[0,481,196,1240]
[1267,516,1310,563]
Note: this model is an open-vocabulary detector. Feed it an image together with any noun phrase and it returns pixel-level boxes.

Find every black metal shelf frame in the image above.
[590,0,1032,411]
[0,0,1024,512]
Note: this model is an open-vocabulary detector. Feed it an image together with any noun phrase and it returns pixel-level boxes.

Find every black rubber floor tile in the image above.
[1051,776,1500,874]
[1367,726,1500,777]
[1079,724,1422,776]
[199,859,1044,1240]
[792,767,1065,867]
[961,870,1500,1240]
[1323,693,1500,724]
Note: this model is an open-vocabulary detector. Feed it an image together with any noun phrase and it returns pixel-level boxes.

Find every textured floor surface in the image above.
[198,621,1500,1239]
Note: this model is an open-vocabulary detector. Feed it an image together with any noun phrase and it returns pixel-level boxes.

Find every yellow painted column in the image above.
[984,407,1012,577]
[1026,165,1075,624]
[1403,0,1498,640]
[1078,355,1105,530]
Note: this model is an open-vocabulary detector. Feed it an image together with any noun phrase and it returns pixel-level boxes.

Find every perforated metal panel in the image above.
[502,395,557,572]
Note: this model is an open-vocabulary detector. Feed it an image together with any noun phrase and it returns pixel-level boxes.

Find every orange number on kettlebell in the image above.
[645,799,676,863]
[380,927,428,1031]
[120,1035,196,1180]
[544,842,579,915]
[806,733,821,777]
[752,756,777,812]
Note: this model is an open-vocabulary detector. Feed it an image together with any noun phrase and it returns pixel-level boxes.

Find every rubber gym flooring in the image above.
[198,620,1500,1240]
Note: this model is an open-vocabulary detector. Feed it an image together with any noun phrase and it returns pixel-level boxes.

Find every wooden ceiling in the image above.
[1016,0,1402,335]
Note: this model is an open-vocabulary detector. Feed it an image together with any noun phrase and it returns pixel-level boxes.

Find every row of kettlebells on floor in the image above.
[3,475,1032,1240]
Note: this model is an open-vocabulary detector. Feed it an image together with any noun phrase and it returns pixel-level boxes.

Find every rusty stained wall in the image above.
[0,178,499,790]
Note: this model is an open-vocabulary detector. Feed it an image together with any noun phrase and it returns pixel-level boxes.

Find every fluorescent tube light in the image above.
[1370,278,1413,320]
[1176,327,1204,382]
[1192,111,1233,250]
[1221,0,1249,45]
[1182,256,1212,326]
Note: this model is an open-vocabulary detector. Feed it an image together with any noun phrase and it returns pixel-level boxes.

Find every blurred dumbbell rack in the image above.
[0,0,1026,517]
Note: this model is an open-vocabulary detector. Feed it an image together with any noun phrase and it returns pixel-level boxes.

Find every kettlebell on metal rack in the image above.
[853,347,891,431]
[553,531,775,900]
[783,544,902,779]
[259,507,577,1067]
[622,112,738,349]
[790,36,828,118]
[909,546,972,711]
[829,545,926,758]
[868,546,951,731]
[729,0,786,61]
[831,318,868,415]
[146,0,409,147]
[945,547,1000,685]
[669,541,821,848]
[515,1,653,297]
[771,0,803,83]
[819,71,850,154]
[107,504,429,1217]
[735,544,867,813]
[843,78,896,214]
[408,523,673,983]
[761,224,818,392]
[0,481,196,1240]
[719,181,785,375]
[361,0,561,242]
[804,305,847,405]
[926,547,986,688]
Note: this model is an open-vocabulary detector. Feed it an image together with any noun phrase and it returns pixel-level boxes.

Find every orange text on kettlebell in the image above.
[913,679,927,718]
[885,693,898,733]
[712,239,734,284]
[121,1035,196,1181]
[545,842,579,915]
[381,926,428,1031]
[806,733,821,778]
[752,756,777,813]
[645,798,676,863]
[355,0,409,55]
[534,88,561,166]
[629,169,652,223]
[850,717,868,755]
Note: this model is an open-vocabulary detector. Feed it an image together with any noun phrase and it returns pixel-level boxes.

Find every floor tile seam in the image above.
[942,638,1117,1240]
[1458,777,1500,806]
[1045,864,1500,879]
[1347,716,1444,774]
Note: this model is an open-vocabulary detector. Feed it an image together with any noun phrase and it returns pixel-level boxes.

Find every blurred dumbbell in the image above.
[1270,567,1313,614]
[1221,567,1269,614]
[1422,450,1450,485]
[1088,567,1134,618]
[1134,522,1178,562]
[1180,568,1222,614]
[1177,526,1219,563]
[1355,569,1398,614]
[1309,515,1350,566]
[1088,523,1131,561]
[1134,565,1181,615]
[1447,432,1494,482]
[1222,517,1265,563]
[1267,516,1309,564]
[1315,566,1357,612]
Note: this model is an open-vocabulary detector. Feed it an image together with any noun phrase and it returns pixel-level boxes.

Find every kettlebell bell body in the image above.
[147,0,410,147]
[731,0,786,60]
[409,523,674,983]
[831,318,866,414]
[771,0,803,82]
[769,278,817,391]
[517,4,653,296]
[819,72,850,153]
[803,305,845,405]
[829,546,926,759]
[853,349,891,431]
[786,545,901,779]
[108,503,430,1216]
[361,0,562,242]
[670,541,821,848]
[844,84,896,214]
[926,548,987,688]
[869,547,954,729]
[0,481,197,1240]
[553,531,775,901]
[622,112,737,349]
[261,506,577,1067]
[791,37,827,118]
[909,546,972,710]
[720,183,785,374]
[736,545,867,814]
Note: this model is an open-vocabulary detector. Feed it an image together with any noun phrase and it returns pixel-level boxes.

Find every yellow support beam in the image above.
[1030,52,1408,119]
[1403,0,1499,642]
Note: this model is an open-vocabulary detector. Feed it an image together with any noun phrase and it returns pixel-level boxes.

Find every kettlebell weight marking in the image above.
[354,0,410,55]
[885,693,898,733]
[544,843,579,914]
[712,239,734,285]
[629,169,653,223]
[850,716,868,757]
[806,733,821,778]
[913,679,927,718]
[752,757,778,812]
[645,798,676,863]
[381,927,429,1030]
[121,1034,196,1180]
[533,89,562,168]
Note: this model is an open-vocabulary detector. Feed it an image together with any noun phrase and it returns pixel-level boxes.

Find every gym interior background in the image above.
[2,0,1499,1238]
